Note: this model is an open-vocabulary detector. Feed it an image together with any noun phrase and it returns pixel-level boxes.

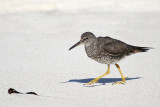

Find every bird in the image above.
[69,32,152,85]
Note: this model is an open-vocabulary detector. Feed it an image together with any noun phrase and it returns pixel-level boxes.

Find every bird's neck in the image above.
[85,39,97,47]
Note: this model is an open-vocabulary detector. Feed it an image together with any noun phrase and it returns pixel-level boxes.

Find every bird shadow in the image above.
[62,77,141,87]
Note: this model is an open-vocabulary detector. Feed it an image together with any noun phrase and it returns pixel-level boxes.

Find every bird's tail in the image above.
[132,46,153,53]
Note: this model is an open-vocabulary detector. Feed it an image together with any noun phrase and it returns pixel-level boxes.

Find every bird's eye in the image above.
[83,37,88,40]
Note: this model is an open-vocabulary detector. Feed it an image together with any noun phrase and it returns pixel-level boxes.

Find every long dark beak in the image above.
[69,41,81,50]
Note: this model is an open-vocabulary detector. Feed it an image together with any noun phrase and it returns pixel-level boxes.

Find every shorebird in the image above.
[69,32,151,85]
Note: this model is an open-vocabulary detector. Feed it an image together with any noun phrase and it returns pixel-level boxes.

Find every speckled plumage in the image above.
[78,32,149,64]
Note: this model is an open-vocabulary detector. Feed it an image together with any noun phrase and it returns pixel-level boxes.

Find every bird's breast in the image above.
[85,44,99,58]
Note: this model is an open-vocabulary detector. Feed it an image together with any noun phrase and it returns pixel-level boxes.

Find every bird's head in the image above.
[69,32,96,50]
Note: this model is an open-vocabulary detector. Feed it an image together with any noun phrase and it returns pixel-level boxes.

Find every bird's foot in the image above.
[84,78,99,85]
[112,77,127,85]
[124,77,128,79]
[112,81,125,85]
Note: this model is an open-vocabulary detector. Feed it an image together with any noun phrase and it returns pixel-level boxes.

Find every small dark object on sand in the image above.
[8,88,38,96]
[26,92,38,95]
[8,88,21,94]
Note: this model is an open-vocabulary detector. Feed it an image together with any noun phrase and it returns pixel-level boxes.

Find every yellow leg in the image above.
[84,64,110,85]
[113,64,126,85]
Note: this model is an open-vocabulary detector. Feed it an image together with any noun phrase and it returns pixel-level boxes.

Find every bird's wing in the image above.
[98,37,131,56]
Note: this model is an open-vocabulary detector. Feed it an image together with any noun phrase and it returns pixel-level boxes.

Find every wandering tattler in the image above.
[69,32,152,85]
